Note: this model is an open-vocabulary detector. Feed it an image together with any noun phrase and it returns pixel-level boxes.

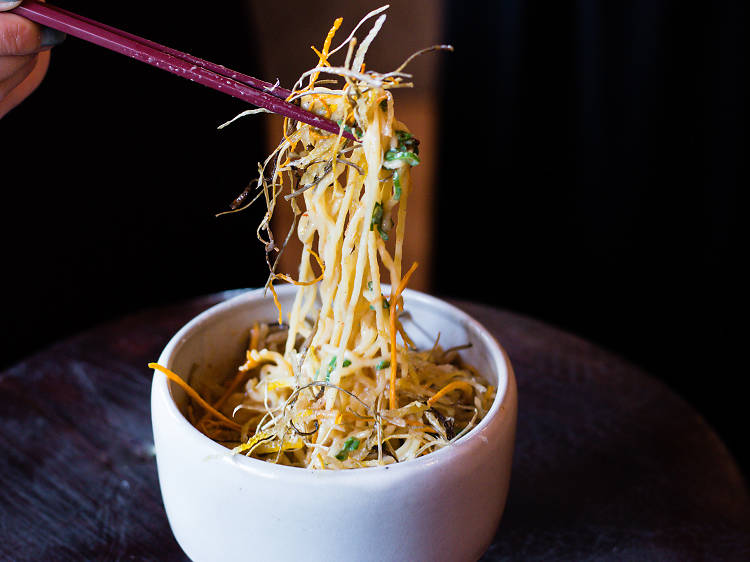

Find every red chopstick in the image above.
[11,1,357,141]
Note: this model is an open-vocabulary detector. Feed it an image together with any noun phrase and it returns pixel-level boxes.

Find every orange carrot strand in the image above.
[149,363,240,428]
[389,262,419,410]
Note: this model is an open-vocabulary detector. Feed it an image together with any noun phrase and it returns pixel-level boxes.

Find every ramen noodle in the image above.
[151,6,494,469]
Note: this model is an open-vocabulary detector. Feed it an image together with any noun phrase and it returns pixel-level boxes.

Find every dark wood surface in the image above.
[1,291,748,561]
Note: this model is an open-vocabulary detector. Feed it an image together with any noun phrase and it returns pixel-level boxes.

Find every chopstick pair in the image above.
[11,1,357,140]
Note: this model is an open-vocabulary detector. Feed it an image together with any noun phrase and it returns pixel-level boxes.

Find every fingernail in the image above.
[40,26,67,49]
[0,1,23,10]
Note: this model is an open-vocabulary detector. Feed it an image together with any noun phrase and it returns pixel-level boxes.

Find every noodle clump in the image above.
[153,7,494,469]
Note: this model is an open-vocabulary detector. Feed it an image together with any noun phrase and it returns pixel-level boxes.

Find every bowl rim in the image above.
[152,284,513,480]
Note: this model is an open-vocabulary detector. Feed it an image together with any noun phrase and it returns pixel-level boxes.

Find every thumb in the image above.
[0,2,23,12]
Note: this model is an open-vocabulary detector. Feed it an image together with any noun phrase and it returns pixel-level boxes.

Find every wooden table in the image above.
[1,292,748,561]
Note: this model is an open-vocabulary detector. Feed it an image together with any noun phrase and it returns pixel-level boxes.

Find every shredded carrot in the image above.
[306,91,333,118]
[281,117,295,151]
[310,46,332,67]
[149,363,240,428]
[197,348,258,427]
[310,17,343,86]
[268,282,283,325]
[307,129,326,142]
[397,321,415,349]
[197,347,265,429]
[212,359,260,412]
[426,381,475,408]
[274,247,325,287]
[389,262,419,410]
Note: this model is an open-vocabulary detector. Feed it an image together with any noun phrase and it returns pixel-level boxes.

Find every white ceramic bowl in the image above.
[151,285,517,562]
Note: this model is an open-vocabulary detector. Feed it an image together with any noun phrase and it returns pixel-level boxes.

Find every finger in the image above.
[0,12,43,55]
[0,2,23,13]
[0,49,48,118]
[0,52,35,100]
[0,51,34,82]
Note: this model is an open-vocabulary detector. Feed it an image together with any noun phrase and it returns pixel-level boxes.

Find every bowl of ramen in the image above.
[149,7,518,559]
[151,284,517,562]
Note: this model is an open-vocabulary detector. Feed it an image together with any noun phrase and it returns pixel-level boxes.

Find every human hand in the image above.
[1,1,65,118]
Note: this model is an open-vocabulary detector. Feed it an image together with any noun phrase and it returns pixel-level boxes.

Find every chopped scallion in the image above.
[325,356,353,381]
[393,170,402,201]
[384,149,421,167]
[336,120,362,139]
[370,202,383,232]
[369,297,389,311]
[335,437,360,461]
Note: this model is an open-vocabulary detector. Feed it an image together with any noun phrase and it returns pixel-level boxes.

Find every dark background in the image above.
[1,1,270,370]
[434,0,744,476]
[1,1,745,477]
